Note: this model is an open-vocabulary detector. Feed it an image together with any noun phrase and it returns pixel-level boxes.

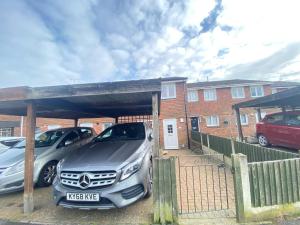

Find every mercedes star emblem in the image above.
[79,173,91,189]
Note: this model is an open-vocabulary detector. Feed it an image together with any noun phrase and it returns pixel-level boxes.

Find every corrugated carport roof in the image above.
[0,78,162,119]
[233,86,300,109]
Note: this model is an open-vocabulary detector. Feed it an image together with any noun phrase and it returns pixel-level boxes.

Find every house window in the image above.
[161,83,176,99]
[187,90,198,102]
[0,128,13,137]
[103,122,113,130]
[80,123,93,128]
[240,114,248,125]
[231,87,245,99]
[47,125,61,130]
[206,116,219,127]
[250,86,264,97]
[204,89,217,101]
[255,112,267,122]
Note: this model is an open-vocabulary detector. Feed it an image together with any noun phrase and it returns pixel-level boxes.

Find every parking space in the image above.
[0,187,153,225]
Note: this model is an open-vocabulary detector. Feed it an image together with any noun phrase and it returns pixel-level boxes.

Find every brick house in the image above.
[0,78,298,150]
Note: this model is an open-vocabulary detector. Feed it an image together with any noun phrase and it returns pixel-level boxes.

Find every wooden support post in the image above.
[24,102,36,213]
[152,93,160,158]
[74,118,79,127]
[232,154,251,223]
[256,108,262,122]
[235,107,244,142]
[115,117,119,124]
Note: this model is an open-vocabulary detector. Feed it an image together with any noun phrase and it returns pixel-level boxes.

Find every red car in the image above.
[256,111,300,149]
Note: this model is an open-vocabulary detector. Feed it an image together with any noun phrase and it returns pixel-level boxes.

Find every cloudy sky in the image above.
[1,0,300,88]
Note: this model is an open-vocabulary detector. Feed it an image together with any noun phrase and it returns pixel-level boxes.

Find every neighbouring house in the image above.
[186,79,297,138]
[0,78,298,150]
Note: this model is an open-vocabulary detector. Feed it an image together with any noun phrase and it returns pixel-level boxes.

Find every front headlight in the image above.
[120,155,145,181]
[5,160,24,176]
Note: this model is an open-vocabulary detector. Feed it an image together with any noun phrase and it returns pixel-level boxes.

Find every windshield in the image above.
[14,130,65,148]
[94,123,145,142]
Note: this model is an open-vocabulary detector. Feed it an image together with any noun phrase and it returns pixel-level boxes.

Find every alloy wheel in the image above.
[43,164,57,184]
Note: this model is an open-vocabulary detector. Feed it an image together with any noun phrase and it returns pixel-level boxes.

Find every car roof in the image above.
[266,110,300,117]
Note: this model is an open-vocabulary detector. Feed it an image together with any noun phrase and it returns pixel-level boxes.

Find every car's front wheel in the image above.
[144,162,153,198]
[37,161,58,187]
[258,134,269,147]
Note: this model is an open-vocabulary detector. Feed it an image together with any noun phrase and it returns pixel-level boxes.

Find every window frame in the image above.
[231,87,245,99]
[161,83,176,99]
[187,90,199,102]
[203,89,217,101]
[240,114,249,126]
[250,86,264,98]
[0,127,13,137]
[206,115,219,127]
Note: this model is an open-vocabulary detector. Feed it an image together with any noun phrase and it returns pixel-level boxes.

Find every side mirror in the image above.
[65,140,73,147]
[148,133,153,141]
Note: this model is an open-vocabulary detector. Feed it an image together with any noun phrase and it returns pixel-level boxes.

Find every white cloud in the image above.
[0,0,300,88]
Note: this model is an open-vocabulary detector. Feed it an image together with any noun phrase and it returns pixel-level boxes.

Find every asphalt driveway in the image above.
[0,187,153,225]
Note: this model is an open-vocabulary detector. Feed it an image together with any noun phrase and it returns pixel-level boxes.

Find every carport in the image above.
[233,86,300,141]
[0,78,161,213]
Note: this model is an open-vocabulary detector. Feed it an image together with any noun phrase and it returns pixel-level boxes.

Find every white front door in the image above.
[163,119,179,150]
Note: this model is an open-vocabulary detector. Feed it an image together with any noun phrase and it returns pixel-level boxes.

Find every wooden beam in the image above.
[152,93,160,157]
[24,102,36,213]
[235,108,244,142]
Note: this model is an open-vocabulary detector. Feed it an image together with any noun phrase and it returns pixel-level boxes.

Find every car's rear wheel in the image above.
[144,162,153,198]
[258,134,269,147]
[37,161,57,187]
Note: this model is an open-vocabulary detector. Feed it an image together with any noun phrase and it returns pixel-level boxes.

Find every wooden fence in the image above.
[153,157,178,224]
[191,131,299,162]
[248,158,300,207]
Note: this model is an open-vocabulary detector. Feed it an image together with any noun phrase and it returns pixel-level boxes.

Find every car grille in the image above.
[0,168,7,175]
[60,171,117,189]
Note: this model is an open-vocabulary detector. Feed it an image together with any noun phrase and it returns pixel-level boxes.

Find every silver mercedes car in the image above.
[0,127,95,194]
[53,122,153,209]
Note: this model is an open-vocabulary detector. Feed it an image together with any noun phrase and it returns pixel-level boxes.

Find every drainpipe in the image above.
[183,81,191,149]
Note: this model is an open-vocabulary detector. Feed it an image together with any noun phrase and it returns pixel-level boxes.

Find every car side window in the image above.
[78,128,92,139]
[285,115,300,127]
[266,114,284,125]
[58,131,80,148]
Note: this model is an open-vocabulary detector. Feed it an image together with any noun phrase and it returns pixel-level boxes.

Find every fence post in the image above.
[207,134,210,149]
[231,139,236,155]
[153,157,178,225]
[232,154,252,223]
[200,132,203,146]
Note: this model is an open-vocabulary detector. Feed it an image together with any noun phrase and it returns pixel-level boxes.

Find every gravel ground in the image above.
[0,187,153,225]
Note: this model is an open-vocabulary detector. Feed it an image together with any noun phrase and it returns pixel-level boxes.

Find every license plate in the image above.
[66,193,100,202]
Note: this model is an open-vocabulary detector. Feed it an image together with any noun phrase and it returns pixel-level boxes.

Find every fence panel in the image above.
[190,131,299,162]
[248,158,300,207]
[191,131,202,143]
[234,141,299,162]
[202,133,208,147]
[209,134,232,158]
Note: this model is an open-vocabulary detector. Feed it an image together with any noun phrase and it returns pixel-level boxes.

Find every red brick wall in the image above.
[187,85,279,138]
[159,81,188,149]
